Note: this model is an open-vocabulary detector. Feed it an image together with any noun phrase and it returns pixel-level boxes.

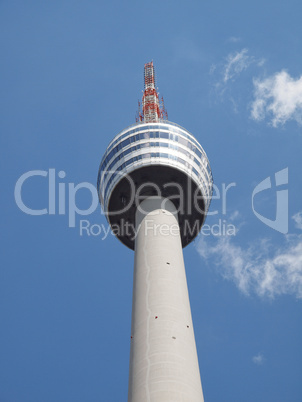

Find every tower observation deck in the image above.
[97,62,213,401]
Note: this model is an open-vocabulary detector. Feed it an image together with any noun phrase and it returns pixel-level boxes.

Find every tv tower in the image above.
[97,62,213,401]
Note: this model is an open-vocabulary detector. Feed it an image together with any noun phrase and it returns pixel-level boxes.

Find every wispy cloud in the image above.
[229,210,240,221]
[223,48,252,83]
[196,234,302,299]
[210,48,263,113]
[292,211,302,229]
[251,70,302,127]
[227,36,242,43]
[211,48,302,128]
[252,353,265,365]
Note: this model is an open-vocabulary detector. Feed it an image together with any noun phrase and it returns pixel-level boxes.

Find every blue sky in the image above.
[1,1,302,401]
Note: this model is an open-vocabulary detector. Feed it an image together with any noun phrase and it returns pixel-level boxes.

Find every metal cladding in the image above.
[97,120,213,249]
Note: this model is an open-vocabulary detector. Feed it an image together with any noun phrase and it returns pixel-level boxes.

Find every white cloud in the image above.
[251,70,302,127]
[209,64,216,75]
[223,48,252,83]
[210,48,263,109]
[257,58,266,67]
[196,235,302,299]
[292,211,302,229]
[229,210,240,221]
[211,49,302,128]
[228,36,242,43]
[252,353,265,365]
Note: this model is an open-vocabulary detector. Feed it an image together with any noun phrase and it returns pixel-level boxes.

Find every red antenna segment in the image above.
[136,61,168,123]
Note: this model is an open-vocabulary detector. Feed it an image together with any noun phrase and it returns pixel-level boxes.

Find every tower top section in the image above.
[98,62,213,250]
[136,61,168,123]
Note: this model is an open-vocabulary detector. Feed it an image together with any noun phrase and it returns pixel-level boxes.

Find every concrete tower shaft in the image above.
[129,197,204,401]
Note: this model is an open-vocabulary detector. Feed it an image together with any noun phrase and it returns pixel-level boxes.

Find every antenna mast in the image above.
[136,61,168,123]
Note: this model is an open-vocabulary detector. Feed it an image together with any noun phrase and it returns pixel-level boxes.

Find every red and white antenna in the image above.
[136,61,168,123]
